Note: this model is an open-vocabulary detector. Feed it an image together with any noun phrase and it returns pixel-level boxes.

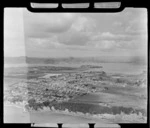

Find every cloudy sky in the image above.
[4,8,147,58]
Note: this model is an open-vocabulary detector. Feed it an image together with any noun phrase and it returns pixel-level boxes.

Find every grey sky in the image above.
[4,8,147,58]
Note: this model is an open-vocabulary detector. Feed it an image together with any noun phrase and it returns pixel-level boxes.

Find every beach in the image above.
[4,105,110,124]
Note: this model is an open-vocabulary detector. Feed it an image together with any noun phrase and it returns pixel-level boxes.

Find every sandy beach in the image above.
[4,105,111,124]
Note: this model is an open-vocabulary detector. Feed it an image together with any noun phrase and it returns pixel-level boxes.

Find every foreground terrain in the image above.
[4,64,147,123]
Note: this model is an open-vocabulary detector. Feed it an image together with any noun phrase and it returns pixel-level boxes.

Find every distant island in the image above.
[80,65,103,69]
[4,56,147,65]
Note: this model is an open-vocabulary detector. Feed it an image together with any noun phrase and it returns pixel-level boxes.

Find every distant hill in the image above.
[4,56,147,65]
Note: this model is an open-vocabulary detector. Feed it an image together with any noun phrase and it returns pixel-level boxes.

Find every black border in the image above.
[1,0,149,128]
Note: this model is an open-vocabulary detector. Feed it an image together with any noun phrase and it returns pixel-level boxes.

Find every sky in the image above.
[4,8,147,58]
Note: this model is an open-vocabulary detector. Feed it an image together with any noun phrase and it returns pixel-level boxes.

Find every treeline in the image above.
[27,99,146,116]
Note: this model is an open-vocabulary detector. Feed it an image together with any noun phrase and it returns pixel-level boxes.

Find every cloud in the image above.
[94,40,117,50]
[24,11,96,47]
[56,15,96,46]
[91,32,126,41]
[26,36,64,49]
[71,16,96,33]
[58,30,90,46]
[88,29,147,52]
[101,32,115,38]
[113,21,122,26]
[24,9,77,38]
[125,18,147,35]
[22,9,147,57]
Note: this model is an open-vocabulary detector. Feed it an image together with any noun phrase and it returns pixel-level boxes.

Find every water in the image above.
[5,62,146,75]
[97,63,147,75]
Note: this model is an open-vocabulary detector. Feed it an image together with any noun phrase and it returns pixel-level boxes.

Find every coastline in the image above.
[4,103,111,123]
[4,103,146,123]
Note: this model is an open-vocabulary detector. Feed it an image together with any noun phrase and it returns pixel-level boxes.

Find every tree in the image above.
[43,101,50,107]
[28,98,36,107]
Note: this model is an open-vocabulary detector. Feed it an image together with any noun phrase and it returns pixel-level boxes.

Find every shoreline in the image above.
[4,104,111,124]
[4,102,115,123]
[4,103,147,123]
[4,103,27,112]
[4,63,146,75]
